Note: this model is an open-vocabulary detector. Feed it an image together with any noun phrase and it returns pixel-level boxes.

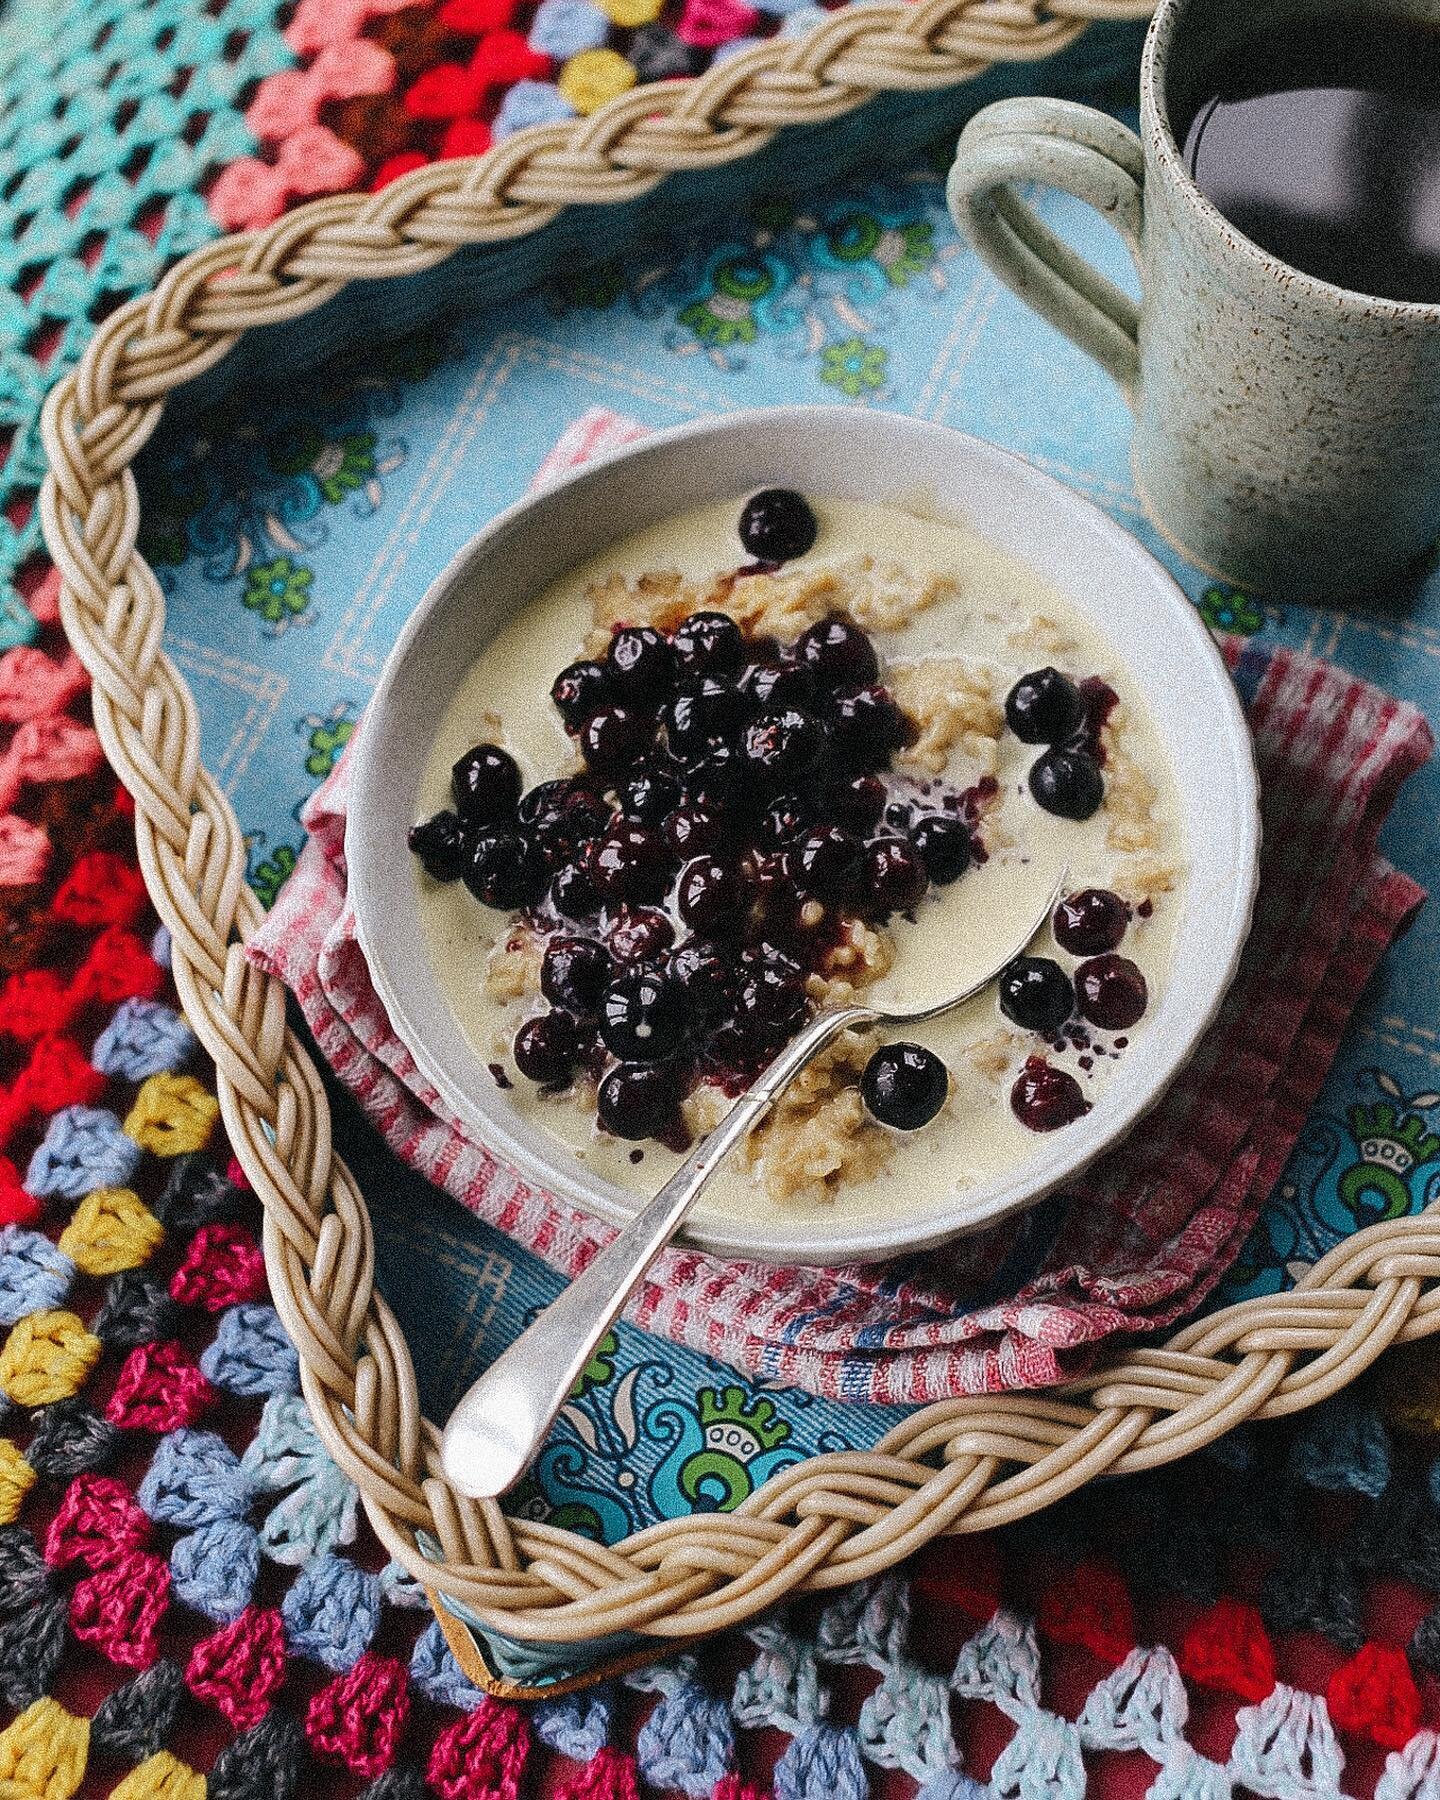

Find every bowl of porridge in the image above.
[348,409,1259,1265]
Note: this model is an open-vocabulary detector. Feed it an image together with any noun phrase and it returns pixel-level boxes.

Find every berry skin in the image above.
[549,863,600,920]
[861,1042,949,1130]
[605,905,675,965]
[513,1011,579,1086]
[1054,888,1129,956]
[599,967,687,1062]
[668,941,731,1014]
[1011,1058,1090,1131]
[741,658,814,713]
[451,743,522,824]
[618,769,682,826]
[738,488,817,564]
[664,677,745,756]
[597,1061,682,1140]
[860,836,928,918]
[798,616,879,689]
[830,774,886,834]
[607,625,675,703]
[583,824,673,904]
[741,708,827,786]
[677,856,748,933]
[998,957,1074,1034]
[551,659,609,730]
[910,814,971,884]
[579,705,649,777]
[1075,955,1148,1030]
[1004,667,1085,745]
[672,611,744,678]
[464,829,549,909]
[408,811,466,882]
[759,793,810,847]
[1029,747,1104,820]
[525,782,609,860]
[663,804,725,857]
[828,685,908,769]
[541,936,612,1015]
[794,825,862,903]
[736,952,807,1029]
[684,740,748,813]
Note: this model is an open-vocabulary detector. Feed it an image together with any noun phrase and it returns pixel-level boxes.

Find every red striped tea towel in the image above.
[248,409,1433,1405]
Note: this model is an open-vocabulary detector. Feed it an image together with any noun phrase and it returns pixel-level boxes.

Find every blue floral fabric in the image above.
[138,125,1439,1562]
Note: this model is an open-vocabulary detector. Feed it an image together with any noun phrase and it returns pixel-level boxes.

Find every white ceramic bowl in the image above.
[348,408,1260,1265]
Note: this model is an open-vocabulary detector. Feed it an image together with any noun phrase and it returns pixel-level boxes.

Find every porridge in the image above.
[406,489,1185,1225]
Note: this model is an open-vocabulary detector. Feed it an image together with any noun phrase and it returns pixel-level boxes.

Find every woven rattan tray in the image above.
[37,0,1440,1696]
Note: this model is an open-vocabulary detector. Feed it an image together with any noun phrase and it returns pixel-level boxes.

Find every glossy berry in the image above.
[1054,888,1129,956]
[860,836,928,917]
[672,611,744,678]
[526,783,609,860]
[830,773,886,834]
[828,685,908,769]
[794,825,862,903]
[451,743,522,824]
[549,863,600,920]
[1011,1058,1090,1132]
[861,1042,949,1131]
[599,967,687,1061]
[583,824,672,903]
[684,740,748,812]
[738,487,817,564]
[464,829,548,909]
[998,957,1075,1034]
[513,1011,579,1086]
[597,1061,682,1140]
[663,804,725,856]
[668,941,731,1014]
[798,616,879,689]
[883,798,914,833]
[551,659,609,730]
[607,625,675,702]
[1075,954,1148,1030]
[742,708,827,786]
[1005,667,1085,745]
[677,856,748,933]
[759,793,810,846]
[408,811,466,882]
[741,658,814,712]
[1029,747,1104,820]
[579,704,649,777]
[606,905,676,966]
[618,769,682,825]
[541,936,611,1015]
[910,814,971,884]
[665,677,745,755]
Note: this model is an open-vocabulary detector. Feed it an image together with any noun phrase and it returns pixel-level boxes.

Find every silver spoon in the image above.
[439,871,1065,1499]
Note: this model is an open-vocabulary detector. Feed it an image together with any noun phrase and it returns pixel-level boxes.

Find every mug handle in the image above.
[947,97,1146,403]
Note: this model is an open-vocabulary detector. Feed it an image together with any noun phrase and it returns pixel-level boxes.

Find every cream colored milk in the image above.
[415,496,1184,1230]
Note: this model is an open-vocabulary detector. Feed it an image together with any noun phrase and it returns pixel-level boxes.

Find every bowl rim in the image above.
[348,405,1261,1265]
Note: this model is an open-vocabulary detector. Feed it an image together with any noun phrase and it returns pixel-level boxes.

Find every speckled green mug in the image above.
[947,0,1440,602]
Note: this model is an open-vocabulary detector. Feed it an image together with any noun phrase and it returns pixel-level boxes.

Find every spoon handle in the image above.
[438,1005,868,1499]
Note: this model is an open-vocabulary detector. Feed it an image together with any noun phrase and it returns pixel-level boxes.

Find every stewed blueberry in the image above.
[664,676,745,756]
[597,1061,683,1140]
[736,957,807,1032]
[451,743,522,824]
[663,803,725,856]
[759,793,810,846]
[672,610,744,677]
[600,967,687,1061]
[684,739,748,812]
[798,616,879,689]
[583,823,672,903]
[1010,1058,1090,1132]
[738,488,817,564]
[668,941,731,1014]
[618,769,682,826]
[464,828,549,909]
[1004,667,1085,745]
[998,957,1074,1034]
[605,905,675,965]
[551,659,609,731]
[579,704,649,777]
[541,936,611,1015]
[740,657,814,712]
[549,862,600,920]
[677,856,748,933]
[830,773,886,834]
[1074,954,1148,1030]
[513,1010,579,1086]
[742,708,827,786]
[828,685,908,769]
[861,1042,949,1131]
[1029,747,1104,821]
[910,814,971,884]
[1054,888,1128,956]
[607,625,675,702]
[408,810,466,882]
[526,782,610,860]
[794,825,862,903]
[860,836,927,918]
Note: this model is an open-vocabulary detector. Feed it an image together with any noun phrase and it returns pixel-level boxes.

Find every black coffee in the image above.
[1179,13,1440,303]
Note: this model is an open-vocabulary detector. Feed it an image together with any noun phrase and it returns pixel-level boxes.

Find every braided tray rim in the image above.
[38,0,1440,1663]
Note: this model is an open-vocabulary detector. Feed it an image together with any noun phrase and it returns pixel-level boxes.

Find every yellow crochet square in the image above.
[0,1698,89,1800]
[598,0,663,25]
[123,1073,220,1157]
[0,1437,35,1524]
[110,1752,205,1800]
[57,1187,164,1276]
[0,1311,101,1408]
[558,47,636,113]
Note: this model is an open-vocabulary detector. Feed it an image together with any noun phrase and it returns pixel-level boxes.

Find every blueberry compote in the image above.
[409,572,986,1147]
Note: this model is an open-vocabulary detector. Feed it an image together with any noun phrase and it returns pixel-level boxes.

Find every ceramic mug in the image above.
[945,0,1440,602]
